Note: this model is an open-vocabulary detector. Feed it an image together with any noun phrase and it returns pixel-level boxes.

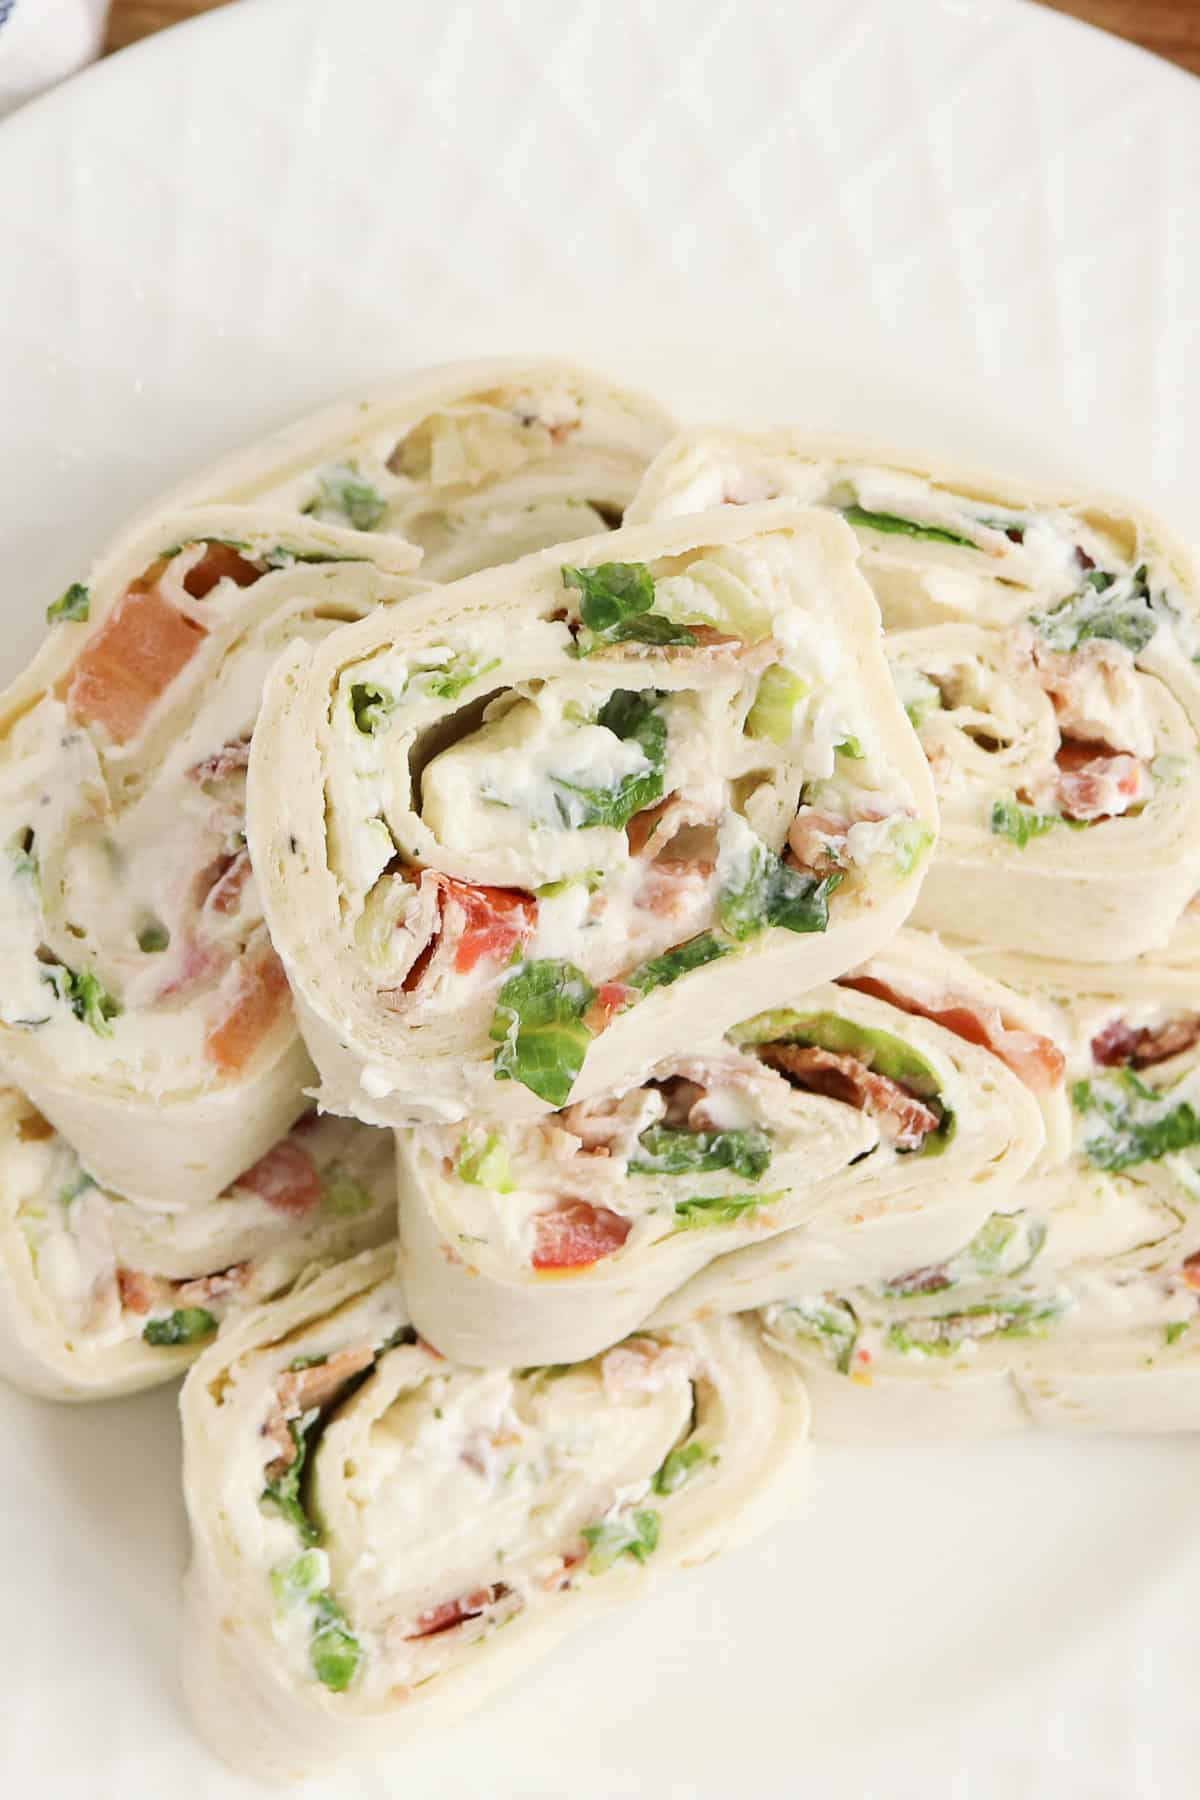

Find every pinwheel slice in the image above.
[630,430,1200,960]
[247,501,937,1130]
[759,950,1200,1438]
[0,507,425,1207]
[157,357,677,580]
[179,1246,810,1784]
[0,1096,395,1401]
[398,931,1052,1364]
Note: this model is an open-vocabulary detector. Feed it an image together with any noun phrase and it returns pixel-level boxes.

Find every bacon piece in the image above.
[67,588,207,745]
[627,796,676,857]
[406,1586,507,1640]
[176,1263,249,1308]
[116,1268,157,1315]
[1182,1252,1200,1292]
[235,1140,321,1217]
[532,1200,631,1270]
[756,1043,939,1150]
[583,981,637,1035]
[16,1110,55,1143]
[275,1344,375,1416]
[840,975,1065,1094]
[204,948,290,1073]
[1091,1015,1200,1070]
[440,877,536,974]
[1047,739,1146,822]
[787,810,849,878]
[181,542,263,600]
[203,848,254,918]
[633,857,715,917]
[1030,635,1151,757]
[187,738,251,784]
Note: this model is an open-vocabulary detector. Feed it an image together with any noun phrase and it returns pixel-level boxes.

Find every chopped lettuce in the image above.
[142,1307,217,1347]
[1072,1071,1200,1171]
[896,667,943,731]
[745,664,809,744]
[456,1132,514,1192]
[582,1508,660,1573]
[562,561,697,656]
[320,1166,376,1217]
[263,545,369,569]
[629,1123,772,1180]
[886,1296,1064,1356]
[989,795,1061,848]
[775,1297,859,1373]
[1166,1320,1191,1346]
[42,963,121,1037]
[46,581,90,625]
[718,835,841,940]
[349,682,395,734]
[491,959,595,1106]
[652,1440,715,1495]
[309,1592,363,1691]
[673,1190,782,1228]
[841,505,976,548]
[890,819,933,874]
[627,932,730,995]
[551,688,667,830]
[263,1408,322,1546]
[1032,564,1156,655]
[311,463,387,532]
[424,653,501,700]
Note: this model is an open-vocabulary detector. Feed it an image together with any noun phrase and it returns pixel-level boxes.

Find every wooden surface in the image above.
[105,0,1200,73]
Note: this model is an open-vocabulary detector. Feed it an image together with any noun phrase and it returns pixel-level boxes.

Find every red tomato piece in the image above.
[532,1200,631,1271]
[204,949,290,1073]
[439,877,536,974]
[181,541,263,599]
[67,587,207,745]
[234,1139,321,1217]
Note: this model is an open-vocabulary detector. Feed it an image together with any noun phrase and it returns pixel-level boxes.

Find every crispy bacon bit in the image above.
[541,1549,585,1592]
[756,1043,939,1150]
[1048,739,1146,822]
[633,857,715,918]
[1030,636,1151,757]
[181,542,263,600]
[627,796,675,858]
[67,588,207,745]
[1182,1253,1200,1292]
[654,1076,708,1129]
[203,848,254,917]
[116,1268,157,1315]
[840,975,1065,1094]
[601,1337,693,1402]
[406,1586,508,1640]
[1091,1015,1200,1070]
[187,738,251,784]
[532,1200,631,1270]
[204,948,290,1073]
[787,810,849,878]
[583,981,637,1035]
[236,1140,321,1217]
[177,1264,249,1308]
[275,1344,376,1416]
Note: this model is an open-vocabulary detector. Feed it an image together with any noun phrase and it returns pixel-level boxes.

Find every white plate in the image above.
[1,1,1198,1793]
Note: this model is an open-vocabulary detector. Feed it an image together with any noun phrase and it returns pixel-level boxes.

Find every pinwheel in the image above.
[247,501,937,1131]
[180,1246,810,1784]
[398,932,1054,1364]
[630,430,1200,959]
[0,506,423,1206]
[0,1099,395,1401]
[164,357,677,580]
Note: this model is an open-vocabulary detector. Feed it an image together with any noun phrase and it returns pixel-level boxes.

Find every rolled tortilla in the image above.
[156,357,677,581]
[0,1096,395,1402]
[0,507,424,1207]
[247,501,938,1130]
[180,1245,811,1784]
[399,930,1054,1364]
[631,429,1200,959]
[758,949,1200,1438]
[646,929,1064,1328]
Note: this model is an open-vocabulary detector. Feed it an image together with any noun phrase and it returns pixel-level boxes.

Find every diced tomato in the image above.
[406,1586,506,1639]
[235,1140,321,1217]
[181,541,263,599]
[1052,740,1145,822]
[204,848,253,917]
[584,982,637,1035]
[531,1200,631,1271]
[204,948,290,1073]
[116,1268,155,1315]
[439,877,536,974]
[67,588,207,745]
